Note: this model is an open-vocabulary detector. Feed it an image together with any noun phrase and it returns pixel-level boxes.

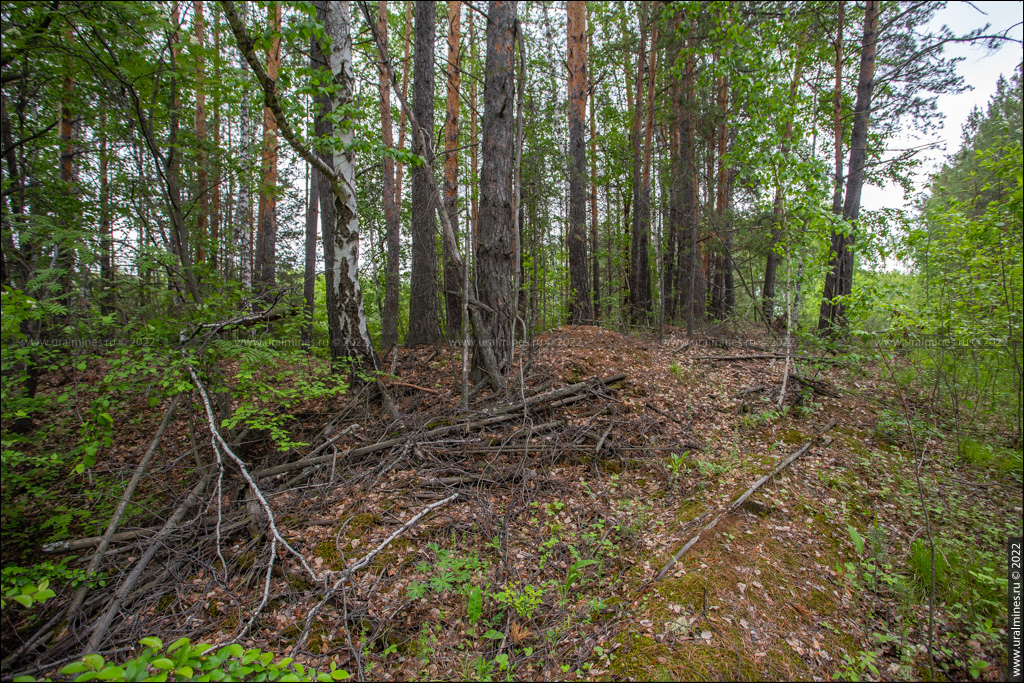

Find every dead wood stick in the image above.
[254,380,617,481]
[84,472,214,653]
[386,380,440,395]
[42,512,246,555]
[293,492,461,654]
[655,419,837,579]
[63,396,181,624]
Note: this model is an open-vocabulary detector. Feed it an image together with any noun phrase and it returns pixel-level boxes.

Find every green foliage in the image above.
[1,560,104,610]
[491,582,545,621]
[25,637,351,682]
[407,543,488,599]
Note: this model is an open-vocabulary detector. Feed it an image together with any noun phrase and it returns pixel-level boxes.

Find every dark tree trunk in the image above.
[377,0,400,350]
[444,0,463,338]
[627,7,650,326]
[588,14,600,322]
[473,0,517,376]
[567,0,590,323]
[819,0,878,334]
[408,0,441,345]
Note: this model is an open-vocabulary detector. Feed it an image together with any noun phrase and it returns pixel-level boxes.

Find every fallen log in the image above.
[655,419,837,579]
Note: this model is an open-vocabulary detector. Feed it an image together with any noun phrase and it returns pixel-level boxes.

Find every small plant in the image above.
[492,582,545,620]
[407,543,488,599]
[19,637,351,682]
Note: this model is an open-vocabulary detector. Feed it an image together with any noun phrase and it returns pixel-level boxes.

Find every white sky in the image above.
[862,0,1024,211]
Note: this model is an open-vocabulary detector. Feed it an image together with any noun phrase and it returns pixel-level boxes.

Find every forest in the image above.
[1,0,1021,680]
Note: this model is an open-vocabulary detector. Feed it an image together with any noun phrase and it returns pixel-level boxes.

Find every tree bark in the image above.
[444,1,463,338]
[474,0,517,375]
[377,0,400,350]
[99,114,112,315]
[567,0,590,324]
[588,9,600,322]
[763,58,803,324]
[255,1,281,292]
[313,0,377,368]
[303,168,319,346]
[235,2,252,290]
[194,0,208,264]
[819,0,878,334]
[211,2,222,271]
[408,0,441,345]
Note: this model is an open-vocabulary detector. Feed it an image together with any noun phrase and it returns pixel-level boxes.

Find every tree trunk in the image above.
[195,0,208,264]
[395,2,412,226]
[819,0,878,334]
[408,0,441,345]
[474,0,517,376]
[444,1,463,338]
[831,1,846,217]
[679,22,701,333]
[627,7,647,326]
[303,168,319,347]
[567,0,590,324]
[377,0,400,350]
[255,1,281,292]
[235,3,252,291]
[313,0,377,368]
[588,10,600,322]
[99,115,113,315]
[763,58,803,324]
[211,2,222,271]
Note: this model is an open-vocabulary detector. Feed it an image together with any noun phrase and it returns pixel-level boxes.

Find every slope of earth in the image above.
[4,324,1020,682]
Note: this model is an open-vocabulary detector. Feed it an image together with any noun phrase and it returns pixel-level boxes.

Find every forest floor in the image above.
[3,323,1021,681]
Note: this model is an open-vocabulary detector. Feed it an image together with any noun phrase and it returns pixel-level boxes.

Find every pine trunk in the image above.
[444,1,463,338]
[819,0,878,334]
[474,0,517,376]
[255,2,281,292]
[408,0,441,345]
[567,0,590,323]
[377,0,400,350]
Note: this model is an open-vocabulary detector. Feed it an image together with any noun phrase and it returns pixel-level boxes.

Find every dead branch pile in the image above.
[1,332,632,678]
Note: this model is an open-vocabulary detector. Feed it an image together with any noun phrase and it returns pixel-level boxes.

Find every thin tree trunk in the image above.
[235,2,252,291]
[567,0,590,323]
[408,0,441,345]
[303,168,319,347]
[98,114,112,315]
[395,2,411,219]
[627,7,646,325]
[588,10,600,322]
[211,2,222,271]
[763,58,803,324]
[444,1,463,338]
[819,0,878,334]
[378,0,400,350]
[255,1,281,292]
[195,0,208,264]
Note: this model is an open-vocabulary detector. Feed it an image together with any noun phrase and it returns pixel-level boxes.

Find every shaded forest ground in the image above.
[2,324,1021,681]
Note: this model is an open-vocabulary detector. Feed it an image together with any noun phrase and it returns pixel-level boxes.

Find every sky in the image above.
[862,0,1024,212]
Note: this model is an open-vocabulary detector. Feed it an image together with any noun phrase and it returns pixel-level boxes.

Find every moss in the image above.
[782,428,806,446]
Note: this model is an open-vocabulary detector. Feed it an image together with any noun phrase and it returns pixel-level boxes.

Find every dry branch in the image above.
[655,419,837,579]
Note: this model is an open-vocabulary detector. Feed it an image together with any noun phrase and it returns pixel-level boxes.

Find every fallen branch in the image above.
[655,419,837,579]
[387,380,441,395]
[293,492,461,654]
[85,471,215,653]
[255,375,625,481]
[64,395,181,624]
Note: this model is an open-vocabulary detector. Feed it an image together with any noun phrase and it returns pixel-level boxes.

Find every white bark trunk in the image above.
[323,1,375,367]
[236,4,252,290]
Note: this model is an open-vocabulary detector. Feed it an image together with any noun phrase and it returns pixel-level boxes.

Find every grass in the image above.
[959,438,1023,478]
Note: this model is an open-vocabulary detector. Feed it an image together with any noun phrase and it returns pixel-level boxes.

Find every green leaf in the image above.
[151,658,175,670]
[482,630,504,640]
[141,636,163,650]
[83,654,105,670]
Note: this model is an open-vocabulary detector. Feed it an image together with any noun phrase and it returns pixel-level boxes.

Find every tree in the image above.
[566,0,590,324]
[818,0,879,333]
[475,0,517,375]
[376,0,400,350]
[407,0,441,345]
[194,1,209,264]
[255,1,282,292]
[444,1,463,338]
